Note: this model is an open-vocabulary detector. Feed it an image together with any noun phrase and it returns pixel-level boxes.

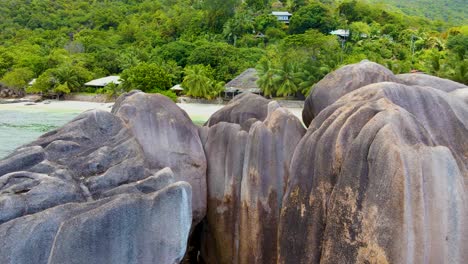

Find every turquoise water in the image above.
[0,110,80,158]
[0,109,208,159]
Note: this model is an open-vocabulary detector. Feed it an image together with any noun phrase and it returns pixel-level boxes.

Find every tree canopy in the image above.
[0,0,465,99]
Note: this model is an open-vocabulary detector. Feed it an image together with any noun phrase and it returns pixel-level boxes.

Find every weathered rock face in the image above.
[281,82,467,263]
[205,92,271,131]
[0,93,198,263]
[0,182,192,264]
[302,61,468,128]
[396,73,467,92]
[112,91,207,224]
[0,110,146,225]
[303,60,397,127]
[450,88,468,104]
[200,98,306,263]
[1,62,466,264]
[0,85,24,98]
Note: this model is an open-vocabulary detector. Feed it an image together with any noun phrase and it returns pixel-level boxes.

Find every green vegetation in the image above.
[182,64,224,99]
[367,0,467,25]
[0,0,466,99]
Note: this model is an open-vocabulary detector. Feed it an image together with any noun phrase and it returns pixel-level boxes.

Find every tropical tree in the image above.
[256,59,277,97]
[0,48,14,78]
[53,65,91,92]
[447,34,468,60]
[253,14,281,33]
[295,62,331,95]
[349,21,370,41]
[274,61,300,97]
[204,0,240,33]
[223,11,254,46]
[121,62,173,92]
[98,82,125,99]
[27,64,92,97]
[1,67,34,92]
[288,3,337,34]
[182,64,221,99]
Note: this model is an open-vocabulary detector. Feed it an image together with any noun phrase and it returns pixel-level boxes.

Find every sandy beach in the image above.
[0,100,304,121]
[0,100,114,113]
[0,100,304,158]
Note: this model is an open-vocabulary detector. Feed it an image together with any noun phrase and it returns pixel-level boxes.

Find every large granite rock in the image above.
[0,110,146,224]
[200,100,306,263]
[302,61,467,127]
[205,92,271,131]
[450,88,468,104]
[112,91,207,224]
[396,73,467,92]
[1,63,466,264]
[0,92,201,263]
[303,60,396,126]
[279,82,467,263]
[0,181,192,264]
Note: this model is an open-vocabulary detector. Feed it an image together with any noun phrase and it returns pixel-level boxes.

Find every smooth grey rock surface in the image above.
[205,92,271,131]
[303,60,396,126]
[396,73,467,92]
[450,88,468,104]
[112,92,207,224]
[0,182,192,264]
[0,93,201,263]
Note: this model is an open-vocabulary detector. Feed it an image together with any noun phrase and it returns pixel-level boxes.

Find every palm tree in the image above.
[274,61,300,97]
[182,65,214,99]
[211,81,225,99]
[256,59,277,97]
[295,60,331,96]
[427,36,445,51]
[223,11,254,46]
[54,66,81,92]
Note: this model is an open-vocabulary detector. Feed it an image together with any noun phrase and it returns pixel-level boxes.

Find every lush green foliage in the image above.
[27,64,92,97]
[0,0,466,100]
[1,68,34,91]
[120,63,173,92]
[288,2,337,34]
[182,65,224,99]
[367,0,467,25]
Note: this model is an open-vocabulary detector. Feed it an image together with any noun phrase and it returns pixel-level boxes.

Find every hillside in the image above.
[367,0,467,25]
[0,0,466,99]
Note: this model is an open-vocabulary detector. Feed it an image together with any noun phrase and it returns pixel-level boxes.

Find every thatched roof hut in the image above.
[224,68,261,95]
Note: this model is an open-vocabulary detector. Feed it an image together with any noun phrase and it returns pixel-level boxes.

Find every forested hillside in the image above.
[0,0,466,99]
[367,0,467,25]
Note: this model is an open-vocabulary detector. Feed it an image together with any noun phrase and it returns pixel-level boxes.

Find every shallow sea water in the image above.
[0,110,80,158]
[0,104,217,158]
[0,101,302,159]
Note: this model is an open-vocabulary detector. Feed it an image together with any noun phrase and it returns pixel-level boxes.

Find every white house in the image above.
[84,76,121,88]
[330,29,350,38]
[272,11,292,24]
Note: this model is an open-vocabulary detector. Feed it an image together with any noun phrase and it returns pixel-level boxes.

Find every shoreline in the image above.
[0,99,304,121]
[0,100,114,113]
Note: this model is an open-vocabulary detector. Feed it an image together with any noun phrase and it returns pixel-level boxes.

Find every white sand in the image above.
[177,103,224,122]
[0,100,113,113]
[0,100,303,122]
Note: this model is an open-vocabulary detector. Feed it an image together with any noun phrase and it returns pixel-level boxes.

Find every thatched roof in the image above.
[224,68,261,94]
